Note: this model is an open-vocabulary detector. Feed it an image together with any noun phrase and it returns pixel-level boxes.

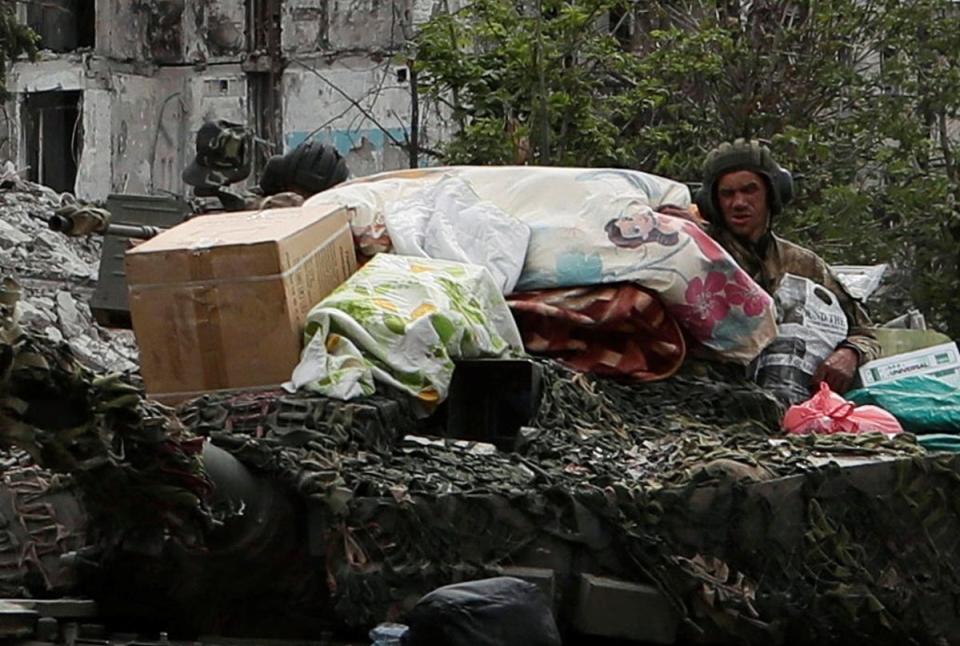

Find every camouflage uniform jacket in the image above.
[711,227,881,365]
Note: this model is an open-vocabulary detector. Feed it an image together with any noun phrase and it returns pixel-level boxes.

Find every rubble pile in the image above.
[0,163,138,373]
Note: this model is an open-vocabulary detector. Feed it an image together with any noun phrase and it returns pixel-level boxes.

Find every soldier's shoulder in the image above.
[773,235,830,270]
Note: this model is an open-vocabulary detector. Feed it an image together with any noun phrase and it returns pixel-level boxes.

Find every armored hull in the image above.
[2,317,959,646]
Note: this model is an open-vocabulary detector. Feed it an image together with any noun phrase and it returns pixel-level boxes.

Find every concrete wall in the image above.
[141,0,188,64]
[182,0,247,64]
[109,73,177,195]
[109,66,249,196]
[97,0,149,61]
[7,57,92,197]
[4,0,454,197]
[183,67,249,128]
[76,90,114,200]
[282,56,413,176]
[282,0,326,55]
[326,0,409,52]
[96,0,247,65]
[6,54,252,199]
[8,58,86,94]
[282,0,450,54]
[6,64,172,200]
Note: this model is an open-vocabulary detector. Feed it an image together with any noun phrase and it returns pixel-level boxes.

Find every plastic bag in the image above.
[752,274,849,404]
[369,623,408,645]
[403,577,561,646]
[846,375,960,433]
[830,264,887,301]
[782,382,903,435]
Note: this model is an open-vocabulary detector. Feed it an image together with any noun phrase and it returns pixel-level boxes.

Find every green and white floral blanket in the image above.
[286,254,523,405]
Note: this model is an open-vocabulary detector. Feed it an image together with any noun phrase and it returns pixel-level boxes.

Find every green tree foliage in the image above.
[0,0,38,100]
[414,0,960,336]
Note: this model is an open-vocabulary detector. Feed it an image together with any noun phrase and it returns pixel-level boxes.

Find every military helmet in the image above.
[259,139,350,197]
[694,138,794,224]
[182,120,254,189]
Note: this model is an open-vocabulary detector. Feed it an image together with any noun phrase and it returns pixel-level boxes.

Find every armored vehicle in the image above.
[1,281,959,646]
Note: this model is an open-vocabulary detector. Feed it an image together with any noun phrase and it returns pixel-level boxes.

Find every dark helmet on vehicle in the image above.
[694,138,794,224]
[182,120,254,190]
[259,139,350,197]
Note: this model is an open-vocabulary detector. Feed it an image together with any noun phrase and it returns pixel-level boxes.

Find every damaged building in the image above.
[1,0,444,200]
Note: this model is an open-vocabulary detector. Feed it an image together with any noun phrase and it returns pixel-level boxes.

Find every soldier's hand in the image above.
[812,347,859,394]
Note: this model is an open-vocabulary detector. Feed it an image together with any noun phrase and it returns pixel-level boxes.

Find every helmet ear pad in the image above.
[774,166,794,208]
[693,184,714,222]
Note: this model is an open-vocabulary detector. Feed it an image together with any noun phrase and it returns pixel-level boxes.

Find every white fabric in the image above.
[384,176,530,294]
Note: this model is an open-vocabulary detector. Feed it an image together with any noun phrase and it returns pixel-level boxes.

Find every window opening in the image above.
[27,0,95,52]
[23,91,82,193]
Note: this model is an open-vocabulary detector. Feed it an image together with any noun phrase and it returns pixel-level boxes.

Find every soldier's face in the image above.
[717,170,770,242]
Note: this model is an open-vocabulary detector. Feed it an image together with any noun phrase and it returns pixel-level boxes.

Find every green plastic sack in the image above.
[846,375,960,433]
[916,434,960,453]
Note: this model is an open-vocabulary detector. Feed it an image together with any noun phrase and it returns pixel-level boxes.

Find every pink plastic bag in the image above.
[782,382,903,435]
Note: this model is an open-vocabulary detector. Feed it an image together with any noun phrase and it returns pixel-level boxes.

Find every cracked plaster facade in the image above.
[3,0,448,200]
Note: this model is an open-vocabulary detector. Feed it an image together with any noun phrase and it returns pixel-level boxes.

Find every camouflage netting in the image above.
[178,359,960,645]
[0,285,214,562]
[4,273,960,644]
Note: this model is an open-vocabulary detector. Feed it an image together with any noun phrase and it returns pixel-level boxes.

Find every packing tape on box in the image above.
[128,223,352,291]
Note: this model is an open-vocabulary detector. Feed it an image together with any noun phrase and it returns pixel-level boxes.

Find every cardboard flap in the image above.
[126,204,351,286]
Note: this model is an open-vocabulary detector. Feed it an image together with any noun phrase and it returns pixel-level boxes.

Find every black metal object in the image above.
[201,442,296,556]
[443,359,543,450]
[92,195,192,328]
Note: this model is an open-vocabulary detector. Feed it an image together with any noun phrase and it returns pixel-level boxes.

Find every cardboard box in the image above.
[858,341,960,388]
[126,202,356,402]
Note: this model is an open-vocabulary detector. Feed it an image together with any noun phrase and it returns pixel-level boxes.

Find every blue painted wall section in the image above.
[285,127,407,154]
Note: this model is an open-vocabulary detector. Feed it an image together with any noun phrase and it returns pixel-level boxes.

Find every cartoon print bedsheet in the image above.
[307,165,778,363]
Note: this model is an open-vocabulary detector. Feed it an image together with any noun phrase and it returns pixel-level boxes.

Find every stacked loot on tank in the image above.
[751,274,850,404]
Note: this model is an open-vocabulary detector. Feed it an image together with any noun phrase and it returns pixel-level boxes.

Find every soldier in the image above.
[661,139,880,393]
[183,121,350,211]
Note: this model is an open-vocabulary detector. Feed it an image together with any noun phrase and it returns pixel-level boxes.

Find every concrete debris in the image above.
[0,162,139,374]
[56,290,85,339]
[0,163,99,281]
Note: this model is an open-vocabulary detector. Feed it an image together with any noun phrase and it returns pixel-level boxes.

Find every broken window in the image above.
[27,0,96,53]
[22,91,82,193]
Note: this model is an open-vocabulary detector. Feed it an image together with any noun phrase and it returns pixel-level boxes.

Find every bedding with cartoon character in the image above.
[306,166,777,368]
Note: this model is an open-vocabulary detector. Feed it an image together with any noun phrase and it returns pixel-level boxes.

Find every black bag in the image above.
[403,577,561,646]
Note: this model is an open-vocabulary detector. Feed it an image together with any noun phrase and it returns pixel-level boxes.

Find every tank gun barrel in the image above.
[48,212,163,239]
